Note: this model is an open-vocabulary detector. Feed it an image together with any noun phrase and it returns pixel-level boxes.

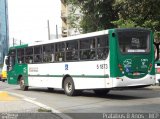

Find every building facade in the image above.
[61,0,82,37]
[0,0,9,64]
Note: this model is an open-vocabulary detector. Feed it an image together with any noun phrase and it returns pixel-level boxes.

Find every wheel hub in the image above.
[67,82,72,92]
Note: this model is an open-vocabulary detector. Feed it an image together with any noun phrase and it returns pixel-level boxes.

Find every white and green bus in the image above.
[6,28,155,96]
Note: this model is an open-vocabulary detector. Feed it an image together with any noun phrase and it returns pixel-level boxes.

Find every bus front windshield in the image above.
[117,29,150,54]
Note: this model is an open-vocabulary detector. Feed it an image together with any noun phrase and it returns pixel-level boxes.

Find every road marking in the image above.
[7,92,36,100]
[0,91,18,101]
[7,91,72,119]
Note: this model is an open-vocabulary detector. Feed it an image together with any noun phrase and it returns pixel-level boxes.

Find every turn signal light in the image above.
[118,64,123,72]
[148,63,152,71]
[118,64,122,68]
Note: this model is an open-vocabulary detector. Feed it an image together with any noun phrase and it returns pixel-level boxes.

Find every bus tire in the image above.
[64,77,76,96]
[2,79,5,82]
[94,89,110,96]
[19,77,28,91]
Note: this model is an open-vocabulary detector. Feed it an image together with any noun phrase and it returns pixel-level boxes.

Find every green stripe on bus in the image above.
[28,74,109,78]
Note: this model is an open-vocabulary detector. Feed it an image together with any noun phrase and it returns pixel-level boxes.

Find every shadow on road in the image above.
[15,87,160,100]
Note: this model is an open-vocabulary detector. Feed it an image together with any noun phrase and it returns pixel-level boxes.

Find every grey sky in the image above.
[8,0,61,45]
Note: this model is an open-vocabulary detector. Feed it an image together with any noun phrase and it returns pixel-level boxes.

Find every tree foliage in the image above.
[114,0,160,29]
[66,0,118,33]
[113,0,160,42]
[66,0,160,41]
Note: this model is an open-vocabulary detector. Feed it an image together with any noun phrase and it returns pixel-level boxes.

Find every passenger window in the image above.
[17,49,24,64]
[43,44,54,62]
[8,50,16,67]
[66,41,78,61]
[55,42,65,52]
[25,47,33,63]
[80,38,96,60]
[97,35,109,60]
[34,46,42,63]
[55,42,65,62]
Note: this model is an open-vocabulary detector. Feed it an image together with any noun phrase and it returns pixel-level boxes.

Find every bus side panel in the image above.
[27,61,110,89]
[8,64,28,85]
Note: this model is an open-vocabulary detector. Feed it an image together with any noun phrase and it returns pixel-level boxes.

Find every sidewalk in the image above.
[0,91,63,119]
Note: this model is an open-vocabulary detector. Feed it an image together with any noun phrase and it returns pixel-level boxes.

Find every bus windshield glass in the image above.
[117,29,150,54]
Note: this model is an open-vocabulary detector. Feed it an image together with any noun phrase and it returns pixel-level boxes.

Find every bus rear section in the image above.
[109,28,155,88]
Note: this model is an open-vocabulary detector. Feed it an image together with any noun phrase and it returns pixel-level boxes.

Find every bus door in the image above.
[7,50,18,84]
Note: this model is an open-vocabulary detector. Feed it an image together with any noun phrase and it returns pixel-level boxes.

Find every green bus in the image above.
[6,28,155,96]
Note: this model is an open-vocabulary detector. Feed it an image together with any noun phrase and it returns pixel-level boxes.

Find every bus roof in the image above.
[29,30,109,47]
[9,28,150,49]
[9,30,109,49]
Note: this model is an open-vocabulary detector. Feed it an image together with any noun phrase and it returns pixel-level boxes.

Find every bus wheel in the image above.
[2,79,5,82]
[64,77,76,96]
[19,77,28,91]
[94,89,110,96]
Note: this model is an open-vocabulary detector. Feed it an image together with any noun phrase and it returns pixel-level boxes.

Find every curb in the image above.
[7,91,72,119]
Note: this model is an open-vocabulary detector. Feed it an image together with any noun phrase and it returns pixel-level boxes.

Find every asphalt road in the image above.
[1,81,160,119]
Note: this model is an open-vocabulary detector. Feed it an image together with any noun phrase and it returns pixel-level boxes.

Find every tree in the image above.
[66,0,118,33]
[113,0,160,42]
[67,5,83,35]
[66,0,160,42]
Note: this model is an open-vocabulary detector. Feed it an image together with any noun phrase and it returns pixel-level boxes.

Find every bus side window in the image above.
[10,56,16,66]
[25,47,33,64]
[51,53,54,62]
[89,50,96,59]
[66,41,78,61]
[43,44,54,62]
[9,50,16,66]
[29,57,33,63]
[80,38,96,60]
[17,49,25,64]
[25,56,33,63]
[7,50,16,71]
[43,52,52,62]
[34,46,42,63]
[97,35,109,59]
[80,50,88,60]
[55,52,64,61]
[89,39,96,60]
[34,55,42,63]
[55,42,65,62]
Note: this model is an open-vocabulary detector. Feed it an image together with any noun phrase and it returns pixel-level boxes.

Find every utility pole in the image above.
[56,25,58,39]
[47,20,50,40]
[13,37,14,46]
